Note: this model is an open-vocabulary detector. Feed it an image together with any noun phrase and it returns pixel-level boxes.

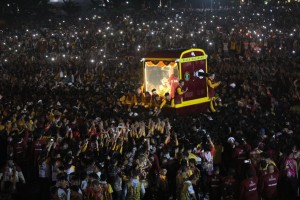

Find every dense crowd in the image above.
[1,3,300,200]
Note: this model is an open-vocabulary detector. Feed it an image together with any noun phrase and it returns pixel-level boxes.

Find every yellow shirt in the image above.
[160,98,174,109]
[188,152,198,162]
[207,79,220,89]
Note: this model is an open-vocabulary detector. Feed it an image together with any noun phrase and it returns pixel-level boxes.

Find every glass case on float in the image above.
[144,61,179,98]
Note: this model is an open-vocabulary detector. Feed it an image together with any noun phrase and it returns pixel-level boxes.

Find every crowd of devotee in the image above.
[0,2,300,200]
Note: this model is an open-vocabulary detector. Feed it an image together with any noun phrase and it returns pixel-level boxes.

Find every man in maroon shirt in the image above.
[239,166,259,200]
[208,167,222,200]
[14,130,29,167]
[33,135,46,164]
[259,164,279,200]
[234,139,251,180]
[32,135,46,179]
[222,168,238,200]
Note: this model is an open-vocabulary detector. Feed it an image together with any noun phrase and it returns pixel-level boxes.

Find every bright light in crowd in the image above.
[90,59,95,63]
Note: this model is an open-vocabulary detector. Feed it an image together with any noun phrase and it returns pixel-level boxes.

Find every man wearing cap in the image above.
[207,73,221,112]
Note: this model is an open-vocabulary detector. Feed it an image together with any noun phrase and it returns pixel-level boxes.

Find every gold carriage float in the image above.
[142,48,211,115]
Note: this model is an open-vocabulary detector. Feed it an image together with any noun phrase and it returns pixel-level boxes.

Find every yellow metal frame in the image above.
[177,48,209,108]
[174,97,210,108]
[143,58,177,61]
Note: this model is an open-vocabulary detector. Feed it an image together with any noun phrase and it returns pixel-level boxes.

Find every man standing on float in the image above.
[174,80,188,104]
[207,73,221,112]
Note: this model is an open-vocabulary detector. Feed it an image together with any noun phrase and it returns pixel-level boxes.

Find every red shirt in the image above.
[14,130,30,162]
[234,146,247,160]
[168,74,179,98]
[222,176,238,200]
[33,139,45,159]
[239,177,259,200]
[208,174,222,200]
[259,172,279,199]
